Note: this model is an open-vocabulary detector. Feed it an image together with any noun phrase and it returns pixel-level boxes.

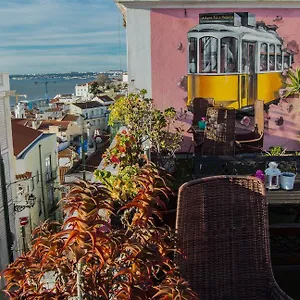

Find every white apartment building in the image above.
[75,82,94,100]
[0,73,16,289]
[11,121,59,254]
[69,101,110,137]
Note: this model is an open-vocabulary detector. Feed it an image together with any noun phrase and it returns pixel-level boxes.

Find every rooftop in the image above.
[97,95,114,103]
[38,120,70,131]
[61,114,79,122]
[11,121,43,156]
[44,107,62,112]
[72,101,104,109]
[58,147,78,159]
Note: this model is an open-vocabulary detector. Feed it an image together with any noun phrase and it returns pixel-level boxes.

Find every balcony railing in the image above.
[45,168,58,183]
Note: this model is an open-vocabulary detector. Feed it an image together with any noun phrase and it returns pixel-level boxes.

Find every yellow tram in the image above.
[187,12,293,110]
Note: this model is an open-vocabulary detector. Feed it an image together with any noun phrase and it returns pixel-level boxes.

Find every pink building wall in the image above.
[151,8,300,151]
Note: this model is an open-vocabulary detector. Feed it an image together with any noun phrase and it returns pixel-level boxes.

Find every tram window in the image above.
[220,37,238,73]
[188,37,197,73]
[276,45,282,71]
[242,42,249,73]
[260,43,268,71]
[269,44,275,71]
[284,54,290,69]
[199,37,218,73]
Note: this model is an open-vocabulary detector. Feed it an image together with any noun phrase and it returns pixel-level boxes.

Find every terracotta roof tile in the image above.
[11,121,43,156]
[59,166,70,184]
[16,172,32,180]
[61,114,79,122]
[58,147,78,159]
[98,95,114,103]
[38,120,70,131]
[72,101,103,109]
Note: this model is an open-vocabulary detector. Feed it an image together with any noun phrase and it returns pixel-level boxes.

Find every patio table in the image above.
[267,177,300,206]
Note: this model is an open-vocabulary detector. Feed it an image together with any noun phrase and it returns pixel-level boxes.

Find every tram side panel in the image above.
[187,74,240,109]
[256,72,283,104]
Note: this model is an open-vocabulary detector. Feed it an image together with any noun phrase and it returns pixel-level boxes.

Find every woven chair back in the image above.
[176,176,287,299]
[202,107,236,155]
[192,97,214,125]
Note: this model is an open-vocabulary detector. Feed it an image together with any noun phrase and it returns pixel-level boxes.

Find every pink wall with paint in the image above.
[151,8,300,110]
[150,8,300,151]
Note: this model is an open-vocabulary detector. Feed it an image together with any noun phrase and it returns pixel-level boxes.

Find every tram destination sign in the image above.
[199,13,241,26]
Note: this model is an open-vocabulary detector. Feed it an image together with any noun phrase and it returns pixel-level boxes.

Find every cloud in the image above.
[0,0,127,74]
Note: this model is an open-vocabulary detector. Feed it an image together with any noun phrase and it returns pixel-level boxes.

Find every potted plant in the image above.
[264,146,297,190]
[2,164,198,299]
[280,171,296,190]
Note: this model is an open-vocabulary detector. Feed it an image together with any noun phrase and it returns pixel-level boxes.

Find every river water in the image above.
[9,78,93,106]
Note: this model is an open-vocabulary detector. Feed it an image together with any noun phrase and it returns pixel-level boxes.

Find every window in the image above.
[260,43,268,71]
[48,186,54,204]
[283,52,291,69]
[269,44,275,71]
[45,155,52,181]
[31,177,34,191]
[220,37,238,73]
[199,37,218,73]
[36,170,39,183]
[188,37,197,73]
[276,45,282,71]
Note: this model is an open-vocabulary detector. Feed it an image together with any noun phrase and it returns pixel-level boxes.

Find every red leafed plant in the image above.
[2,163,198,299]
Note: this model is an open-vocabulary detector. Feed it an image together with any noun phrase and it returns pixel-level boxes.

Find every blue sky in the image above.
[0,0,127,74]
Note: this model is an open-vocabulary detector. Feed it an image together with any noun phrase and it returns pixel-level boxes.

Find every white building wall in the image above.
[0,73,16,289]
[126,8,152,96]
[14,134,58,256]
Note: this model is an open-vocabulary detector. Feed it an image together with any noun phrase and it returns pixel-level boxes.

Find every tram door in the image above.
[240,42,257,108]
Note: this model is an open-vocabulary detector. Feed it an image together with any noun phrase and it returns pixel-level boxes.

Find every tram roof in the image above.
[188,23,282,44]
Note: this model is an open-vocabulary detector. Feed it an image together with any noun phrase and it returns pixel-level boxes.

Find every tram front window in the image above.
[188,37,197,73]
[199,37,218,73]
[260,43,268,71]
[276,45,282,71]
[220,37,238,73]
[269,44,275,71]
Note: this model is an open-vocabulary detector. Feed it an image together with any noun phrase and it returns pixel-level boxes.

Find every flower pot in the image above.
[280,172,296,190]
[198,120,206,130]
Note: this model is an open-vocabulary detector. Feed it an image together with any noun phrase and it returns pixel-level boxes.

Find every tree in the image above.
[97,74,111,87]
[90,81,100,97]
[108,90,184,168]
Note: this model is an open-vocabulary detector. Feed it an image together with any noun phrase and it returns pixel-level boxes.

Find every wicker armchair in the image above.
[176,176,292,299]
[200,107,236,155]
[192,97,214,125]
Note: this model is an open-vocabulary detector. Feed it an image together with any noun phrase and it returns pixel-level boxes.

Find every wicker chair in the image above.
[200,107,236,155]
[192,97,215,125]
[176,176,292,299]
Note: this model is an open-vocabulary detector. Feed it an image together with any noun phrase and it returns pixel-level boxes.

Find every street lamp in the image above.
[14,193,36,212]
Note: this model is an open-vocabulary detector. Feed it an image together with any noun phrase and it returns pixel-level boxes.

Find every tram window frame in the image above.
[260,43,268,72]
[199,36,218,73]
[269,44,275,71]
[220,37,238,74]
[188,37,198,73]
[275,45,282,71]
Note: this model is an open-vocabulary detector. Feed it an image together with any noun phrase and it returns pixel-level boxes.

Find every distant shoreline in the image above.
[10,70,125,81]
